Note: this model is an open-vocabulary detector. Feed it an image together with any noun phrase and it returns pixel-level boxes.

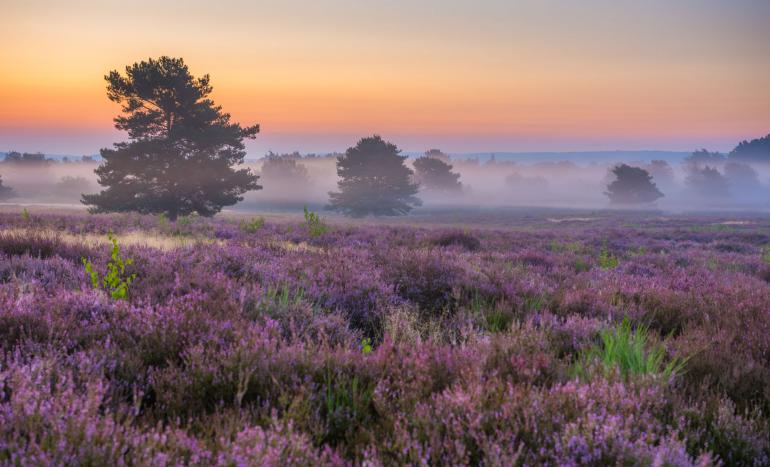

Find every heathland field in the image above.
[1,209,769,465]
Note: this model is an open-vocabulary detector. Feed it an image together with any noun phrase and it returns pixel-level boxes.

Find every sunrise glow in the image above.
[1,0,769,154]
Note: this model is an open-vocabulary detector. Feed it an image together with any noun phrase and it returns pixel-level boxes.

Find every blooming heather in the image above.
[0,211,768,465]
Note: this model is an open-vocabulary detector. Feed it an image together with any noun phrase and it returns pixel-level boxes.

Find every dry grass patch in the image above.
[0,228,219,251]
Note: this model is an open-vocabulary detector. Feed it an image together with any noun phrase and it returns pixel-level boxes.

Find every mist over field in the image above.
[2,149,768,213]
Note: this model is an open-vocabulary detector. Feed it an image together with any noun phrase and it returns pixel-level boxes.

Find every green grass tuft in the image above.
[574,318,686,381]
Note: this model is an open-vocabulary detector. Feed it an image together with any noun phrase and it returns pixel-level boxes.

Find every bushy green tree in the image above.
[82,57,261,220]
[413,155,462,193]
[82,234,137,301]
[328,135,420,217]
[605,164,663,205]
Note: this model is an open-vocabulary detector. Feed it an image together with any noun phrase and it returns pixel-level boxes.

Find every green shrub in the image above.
[82,233,137,300]
[248,284,308,321]
[598,245,619,269]
[484,308,513,333]
[263,284,304,308]
[574,318,686,381]
[550,240,583,253]
[304,206,328,238]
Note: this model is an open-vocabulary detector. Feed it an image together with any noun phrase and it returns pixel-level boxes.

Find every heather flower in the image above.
[0,212,767,465]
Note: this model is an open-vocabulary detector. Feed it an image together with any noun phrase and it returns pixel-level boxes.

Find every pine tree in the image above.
[328,135,420,217]
[82,57,261,220]
[605,164,663,205]
[413,155,462,193]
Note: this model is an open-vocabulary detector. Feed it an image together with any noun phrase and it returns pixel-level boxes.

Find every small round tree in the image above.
[328,135,421,217]
[413,156,462,193]
[82,57,261,220]
[605,164,663,205]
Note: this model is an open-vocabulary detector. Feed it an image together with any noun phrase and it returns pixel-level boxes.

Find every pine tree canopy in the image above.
[82,56,261,219]
[328,135,421,217]
[605,164,664,205]
[413,156,462,193]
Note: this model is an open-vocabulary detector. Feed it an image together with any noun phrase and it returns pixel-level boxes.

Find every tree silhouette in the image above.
[729,134,770,164]
[685,165,729,198]
[328,135,420,217]
[413,156,462,193]
[605,164,663,205]
[3,151,52,166]
[684,149,726,166]
[82,57,261,220]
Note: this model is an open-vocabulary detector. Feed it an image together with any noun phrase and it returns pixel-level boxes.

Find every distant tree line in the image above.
[2,152,97,165]
[2,151,51,165]
[729,134,770,164]
[0,152,98,201]
[603,134,770,207]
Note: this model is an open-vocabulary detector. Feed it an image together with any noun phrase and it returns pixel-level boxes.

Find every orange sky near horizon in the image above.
[1,0,769,154]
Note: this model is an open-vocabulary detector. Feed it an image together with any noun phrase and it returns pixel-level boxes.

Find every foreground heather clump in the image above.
[1,211,769,465]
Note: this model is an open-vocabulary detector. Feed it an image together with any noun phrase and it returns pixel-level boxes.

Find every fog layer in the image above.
[1,153,769,213]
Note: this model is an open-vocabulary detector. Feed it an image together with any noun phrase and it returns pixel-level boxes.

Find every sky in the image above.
[1,0,769,156]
